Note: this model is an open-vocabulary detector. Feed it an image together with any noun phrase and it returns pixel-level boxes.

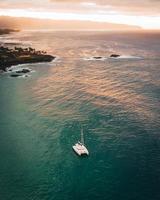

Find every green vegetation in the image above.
[0,46,55,71]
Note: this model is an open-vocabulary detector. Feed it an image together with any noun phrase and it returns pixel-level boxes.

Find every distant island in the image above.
[0,46,55,72]
[0,28,19,35]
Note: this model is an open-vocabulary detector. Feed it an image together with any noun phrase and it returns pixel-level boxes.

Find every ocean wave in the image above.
[19,74,31,78]
[6,65,32,73]
[52,56,61,63]
[9,74,31,78]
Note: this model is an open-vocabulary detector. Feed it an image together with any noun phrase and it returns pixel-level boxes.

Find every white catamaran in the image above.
[72,128,89,156]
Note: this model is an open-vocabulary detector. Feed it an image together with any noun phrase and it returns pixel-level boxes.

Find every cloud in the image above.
[0,0,160,29]
[0,1,160,15]
[49,0,160,15]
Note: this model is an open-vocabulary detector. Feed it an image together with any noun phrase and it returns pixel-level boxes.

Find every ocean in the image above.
[0,30,160,200]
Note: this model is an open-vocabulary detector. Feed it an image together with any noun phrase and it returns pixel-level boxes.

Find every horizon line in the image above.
[0,8,160,30]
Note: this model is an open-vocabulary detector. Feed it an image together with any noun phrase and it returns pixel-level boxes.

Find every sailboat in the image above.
[72,128,89,156]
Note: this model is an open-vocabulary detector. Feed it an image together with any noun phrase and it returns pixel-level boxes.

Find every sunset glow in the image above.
[0,8,160,29]
[0,0,160,29]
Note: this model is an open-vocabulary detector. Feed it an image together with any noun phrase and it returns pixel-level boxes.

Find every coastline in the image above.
[0,46,55,72]
[0,29,56,72]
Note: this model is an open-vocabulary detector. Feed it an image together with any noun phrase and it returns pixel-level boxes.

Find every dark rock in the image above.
[10,74,22,77]
[93,56,103,59]
[110,54,121,58]
[16,69,31,74]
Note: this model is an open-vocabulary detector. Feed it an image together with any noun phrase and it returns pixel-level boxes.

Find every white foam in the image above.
[7,66,32,73]
[19,74,31,78]
[1,39,21,44]
[9,74,31,79]
[50,56,61,63]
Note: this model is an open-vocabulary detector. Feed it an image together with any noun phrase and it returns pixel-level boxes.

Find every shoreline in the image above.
[0,46,55,72]
[0,29,56,72]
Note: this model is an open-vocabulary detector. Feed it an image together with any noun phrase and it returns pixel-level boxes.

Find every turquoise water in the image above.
[0,31,160,200]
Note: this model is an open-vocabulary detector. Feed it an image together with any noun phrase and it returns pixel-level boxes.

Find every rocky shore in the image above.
[0,46,56,71]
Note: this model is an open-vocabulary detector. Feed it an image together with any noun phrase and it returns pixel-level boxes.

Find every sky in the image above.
[0,0,160,29]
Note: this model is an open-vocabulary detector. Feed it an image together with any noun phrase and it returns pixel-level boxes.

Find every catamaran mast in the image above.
[81,128,84,144]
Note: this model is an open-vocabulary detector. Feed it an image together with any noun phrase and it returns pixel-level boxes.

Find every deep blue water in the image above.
[0,31,160,200]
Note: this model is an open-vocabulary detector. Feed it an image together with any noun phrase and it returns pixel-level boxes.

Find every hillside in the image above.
[0,16,141,31]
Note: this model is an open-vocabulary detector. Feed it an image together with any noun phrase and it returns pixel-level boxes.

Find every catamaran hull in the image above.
[72,145,89,156]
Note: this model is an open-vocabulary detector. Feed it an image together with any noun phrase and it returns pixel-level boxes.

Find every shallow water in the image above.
[0,31,160,200]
